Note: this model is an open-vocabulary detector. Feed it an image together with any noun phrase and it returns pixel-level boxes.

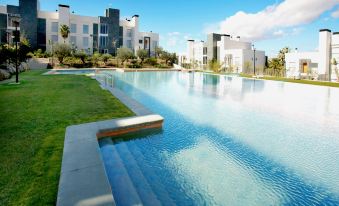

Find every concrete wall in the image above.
[318,29,332,80]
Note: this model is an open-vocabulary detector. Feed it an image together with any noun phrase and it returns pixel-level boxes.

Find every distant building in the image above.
[0,0,159,56]
[285,29,339,81]
[180,33,266,73]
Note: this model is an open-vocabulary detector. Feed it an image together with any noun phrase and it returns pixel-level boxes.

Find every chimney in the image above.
[318,29,332,81]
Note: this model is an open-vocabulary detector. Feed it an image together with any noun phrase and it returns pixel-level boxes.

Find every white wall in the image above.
[0,5,7,14]
[138,31,159,56]
[39,8,98,54]
[318,30,331,79]
[285,51,319,77]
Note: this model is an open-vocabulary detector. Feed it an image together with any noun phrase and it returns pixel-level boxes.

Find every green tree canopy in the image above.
[137,49,148,64]
[54,43,71,64]
[117,47,134,65]
[60,25,70,43]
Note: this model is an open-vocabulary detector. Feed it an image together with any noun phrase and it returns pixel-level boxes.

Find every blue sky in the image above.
[2,0,339,57]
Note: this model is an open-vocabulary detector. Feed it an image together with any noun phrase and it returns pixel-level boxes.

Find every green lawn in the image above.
[239,73,339,88]
[0,70,134,205]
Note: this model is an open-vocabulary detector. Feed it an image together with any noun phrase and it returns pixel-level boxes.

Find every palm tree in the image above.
[60,25,70,43]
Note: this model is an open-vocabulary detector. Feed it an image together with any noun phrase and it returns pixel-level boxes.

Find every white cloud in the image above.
[206,0,339,41]
[331,8,339,18]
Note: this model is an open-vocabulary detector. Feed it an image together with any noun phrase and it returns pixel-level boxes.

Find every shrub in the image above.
[101,53,112,65]
[91,52,101,66]
[18,38,32,62]
[145,57,157,66]
[137,49,148,64]
[74,51,88,64]
[208,59,221,73]
[53,44,71,64]
[117,47,134,65]
[63,56,83,68]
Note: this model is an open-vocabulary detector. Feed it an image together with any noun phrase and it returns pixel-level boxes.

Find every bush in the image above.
[63,57,83,68]
[145,57,157,66]
[53,44,71,64]
[208,59,221,73]
[117,47,134,65]
[101,53,112,65]
[74,51,88,64]
[90,52,101,67]
[137,49,148,64]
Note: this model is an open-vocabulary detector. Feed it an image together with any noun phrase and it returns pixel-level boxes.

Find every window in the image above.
[139,39,143,44]
[126,29,132,37]
[126,40,132,49]
[70,36,76,45]
[51,35,58,43]
[100,24,108,34]
[70,24,77,33]
[83,24,89,34]
[100,36,107,47]
[203,56,207,64]
[83,37,89,47]
[203,47,207,55]
[51,22,58,33]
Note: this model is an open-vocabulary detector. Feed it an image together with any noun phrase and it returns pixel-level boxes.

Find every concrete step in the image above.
[126,141,176,206]
[115,139,162,206]
[99,138,143,206]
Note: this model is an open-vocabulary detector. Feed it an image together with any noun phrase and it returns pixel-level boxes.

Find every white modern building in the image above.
[285,29,339,81]
[0,0,159,56]
[180,33,266,73]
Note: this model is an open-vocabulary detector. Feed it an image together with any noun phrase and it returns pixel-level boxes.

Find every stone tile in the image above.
[65,123,98,143]
[57,165,115,206]
[61,138,102,173]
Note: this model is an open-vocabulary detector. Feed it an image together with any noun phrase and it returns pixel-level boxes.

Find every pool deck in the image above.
[57,77,164,206]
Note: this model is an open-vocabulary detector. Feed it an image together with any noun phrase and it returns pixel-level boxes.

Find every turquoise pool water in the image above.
[99,72,339,205]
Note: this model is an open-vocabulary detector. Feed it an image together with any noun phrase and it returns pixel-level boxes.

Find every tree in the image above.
[277,47,290,68]
[268,58,282,76]
[18,37,31,62]
[101,53,112,65]
[137,49,148,64]
[53,43,71,64]
[91,52,101,66]
[117,47,134,66]
[243,61,252,74]
[60,25,70,43]
[155,46,163,58]
[74,51,88,64]
[208,59,221,73]
[112,39,118,56]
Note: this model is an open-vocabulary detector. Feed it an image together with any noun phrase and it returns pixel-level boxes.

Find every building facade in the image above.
[180,33,266,73]
[0,0,159,56]
[285,29,339,81]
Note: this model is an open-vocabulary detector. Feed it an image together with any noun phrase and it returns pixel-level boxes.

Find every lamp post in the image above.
[13,20,20,83]
[252,44,257,76]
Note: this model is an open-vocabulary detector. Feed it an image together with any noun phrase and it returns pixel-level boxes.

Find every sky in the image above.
[2,0,339,57]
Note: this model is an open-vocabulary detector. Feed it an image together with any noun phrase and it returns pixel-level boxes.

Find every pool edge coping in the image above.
[57,77,163,206]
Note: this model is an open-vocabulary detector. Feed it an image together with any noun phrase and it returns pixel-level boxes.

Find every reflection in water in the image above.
[105,71,339,205]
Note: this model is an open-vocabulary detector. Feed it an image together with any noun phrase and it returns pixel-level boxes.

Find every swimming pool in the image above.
[44,69,97,75]
[99,72,339,205]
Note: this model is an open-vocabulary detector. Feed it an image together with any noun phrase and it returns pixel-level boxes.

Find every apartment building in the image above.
[285,29,339,81]
[0,0,159,56]
[180,33,266,73]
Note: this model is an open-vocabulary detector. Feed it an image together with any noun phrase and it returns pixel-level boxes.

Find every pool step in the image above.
[126,141,176,206]
[100,138,143,206]
[115,140,162,206]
